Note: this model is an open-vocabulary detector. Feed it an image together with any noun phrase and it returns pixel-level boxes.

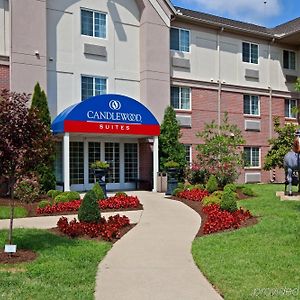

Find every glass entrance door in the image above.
[105,142,120,185]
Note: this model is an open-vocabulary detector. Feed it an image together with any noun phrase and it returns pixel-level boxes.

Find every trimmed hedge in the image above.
[78,190,101,223]
[54,191,81,204]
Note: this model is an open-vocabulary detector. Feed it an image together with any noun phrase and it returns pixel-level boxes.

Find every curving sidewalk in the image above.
[95,191,223,300]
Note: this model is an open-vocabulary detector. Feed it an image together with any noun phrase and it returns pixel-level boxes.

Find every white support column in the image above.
[153,136,159,192]
[83,138,89,189]
[63,132,70,191]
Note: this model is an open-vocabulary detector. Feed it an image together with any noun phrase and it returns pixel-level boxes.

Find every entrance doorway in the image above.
[62,140,139,191]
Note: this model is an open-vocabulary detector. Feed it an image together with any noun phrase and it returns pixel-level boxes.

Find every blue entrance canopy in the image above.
[51,94,160,136]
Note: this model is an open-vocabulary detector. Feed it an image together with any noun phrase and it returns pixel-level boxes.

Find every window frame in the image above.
[170,27,191,53]
[283,49,296,70]
[170,86,192,111]
[242,41,259,64]
[81,75,107,101]
[81,8,107,39]
[285,99,298,119]
[244,147,261,169]
[184,144,192,166]
[243,94,260,116]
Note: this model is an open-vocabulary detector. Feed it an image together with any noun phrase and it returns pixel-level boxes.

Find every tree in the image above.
[196,113,245,187]
[159,106,186,170]
[30,82,55,192]
[0,90,54,244]
[264,117,298,170]
[78,190,101,223]
[31,82,51,127]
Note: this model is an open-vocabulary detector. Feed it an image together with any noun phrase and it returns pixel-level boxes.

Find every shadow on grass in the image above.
[0,229,83,252]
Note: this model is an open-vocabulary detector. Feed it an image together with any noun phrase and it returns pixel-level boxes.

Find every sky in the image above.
[171,0,300,28]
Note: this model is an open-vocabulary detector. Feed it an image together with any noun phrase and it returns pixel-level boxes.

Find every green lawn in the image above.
[0,206,28,219]
[0,229,111,299]
[192,184,300,300]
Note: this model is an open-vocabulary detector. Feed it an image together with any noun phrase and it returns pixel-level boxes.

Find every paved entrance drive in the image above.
[95,191,222,300]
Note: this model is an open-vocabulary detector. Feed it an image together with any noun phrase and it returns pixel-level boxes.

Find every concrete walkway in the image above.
[0,211,142,230]
[95,191,223,300]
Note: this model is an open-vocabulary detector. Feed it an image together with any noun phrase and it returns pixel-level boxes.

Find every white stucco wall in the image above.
[171,21,300,93]
[47,0,141,117]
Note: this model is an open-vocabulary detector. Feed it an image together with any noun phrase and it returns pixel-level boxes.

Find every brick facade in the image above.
[178,87,288,183]
[0,64,9,90]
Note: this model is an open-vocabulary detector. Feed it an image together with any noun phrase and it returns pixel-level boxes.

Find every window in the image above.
[242,42,258,64]
[283,50,296,70]
[171,86,191,110]
[184,144,192,165]
[105,143,120,183]
[285,99,297,119]
[124,143,138,183]
[81,76,107,100]
[81,9,107,38]
[170,27,190,52]
[244,147,260,168]
[70,142,84,185]
[88,142,101,184]
[243,95,260,116]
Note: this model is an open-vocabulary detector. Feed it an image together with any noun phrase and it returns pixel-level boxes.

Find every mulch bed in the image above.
[171,195,258,237]
[0,223,136,265]
[49,223,136,244]
[0,249,37,264]
[0,197,143,218]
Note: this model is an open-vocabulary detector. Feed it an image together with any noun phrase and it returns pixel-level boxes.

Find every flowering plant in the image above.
[90,161,109,169]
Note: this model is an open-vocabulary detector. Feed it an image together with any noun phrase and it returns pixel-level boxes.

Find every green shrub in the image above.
[241,186,256,197]
[220,189,238,212]
[47,189,62,199]
[115,191,127,197]
[36,164,56,193]
[206,175,218,193]
[224,183,237,192]
[65,191,81,201]
[173,187,183,196]
[202,195,222,206]
[92,183,105,200]
[38,200,51,209]
[190,184,206,190]
[54,191,81,204]
[54,194,69,204]
[212,190,223,199]
[78,190,101,223]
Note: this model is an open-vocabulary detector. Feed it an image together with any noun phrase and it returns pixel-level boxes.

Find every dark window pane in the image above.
[170,28,179,51]
[283,50,289,69]
[242,42,250,62]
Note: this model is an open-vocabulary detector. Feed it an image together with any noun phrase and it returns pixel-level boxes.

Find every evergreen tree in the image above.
[30,82,55,192]
[78,190,101,223]
[31,82,51,127]
[159,106,186,170]
[264,117,298,170]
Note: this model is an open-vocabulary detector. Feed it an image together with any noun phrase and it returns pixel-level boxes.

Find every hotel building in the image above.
[0,0,299,191]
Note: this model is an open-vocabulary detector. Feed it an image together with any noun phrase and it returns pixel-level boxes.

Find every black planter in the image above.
[166,168,178,196]
[93,168,108,198]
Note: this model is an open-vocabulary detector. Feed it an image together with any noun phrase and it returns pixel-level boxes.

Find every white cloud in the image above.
[177,0,281,26]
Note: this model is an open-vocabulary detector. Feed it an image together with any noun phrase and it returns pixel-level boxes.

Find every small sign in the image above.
[4,244,17,253]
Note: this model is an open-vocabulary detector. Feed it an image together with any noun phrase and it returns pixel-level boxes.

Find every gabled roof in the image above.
[174,6,300,43]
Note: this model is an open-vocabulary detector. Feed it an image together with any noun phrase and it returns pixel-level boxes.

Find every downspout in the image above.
[268,40,274,182]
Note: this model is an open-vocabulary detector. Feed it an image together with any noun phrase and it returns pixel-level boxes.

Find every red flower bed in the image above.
[99,195,140,210]
[57,214,130,240]
[37,195,141,215]
[202,204,252,234]
[176,189,209,201]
